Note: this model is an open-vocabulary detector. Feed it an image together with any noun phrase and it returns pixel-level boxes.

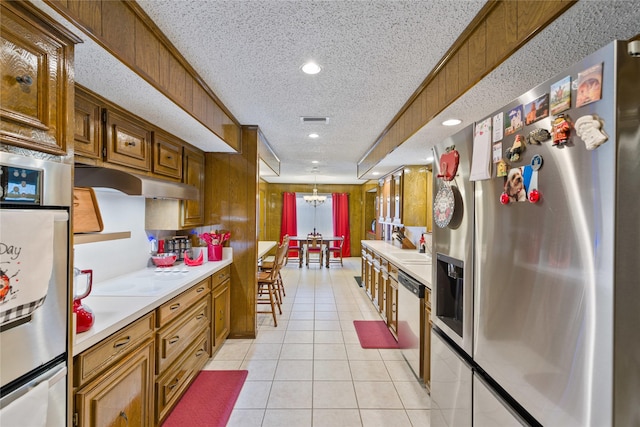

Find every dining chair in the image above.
[305,234,323,267]
[327,235,344,267]
[257,242,286,326]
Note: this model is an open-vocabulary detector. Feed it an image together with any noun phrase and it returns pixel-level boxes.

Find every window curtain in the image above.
[332,193,351,257]
[281,192,298,257]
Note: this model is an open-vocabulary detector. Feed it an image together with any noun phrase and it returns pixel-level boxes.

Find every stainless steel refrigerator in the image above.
[0,152,70,426]
[431,40,640,426]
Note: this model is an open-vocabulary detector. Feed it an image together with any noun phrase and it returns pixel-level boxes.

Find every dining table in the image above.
[289,236,344,268]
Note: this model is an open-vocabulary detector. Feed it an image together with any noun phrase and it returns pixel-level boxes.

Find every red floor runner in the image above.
[162,370,248,427]
[353,320,399,349]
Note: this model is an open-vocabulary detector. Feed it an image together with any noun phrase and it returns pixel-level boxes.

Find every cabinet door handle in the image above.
[197,287,205,293]
[167,377,180,391]
[170,303,181,311]
[196,313,205,320]
[168,336,180,345]
[113,336,131,348]
[124,141,136,147]
[195,349,205,357]
[15,75,33,86]
[119,411,128,424]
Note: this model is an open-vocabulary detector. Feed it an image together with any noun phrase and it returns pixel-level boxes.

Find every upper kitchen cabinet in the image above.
[181,146,205,228]
[152,130,183,181]
[104,108,152,172]
[402,165,429,227]
[0,1,81,155]
[46,0,241,152]
[74,87,102,160]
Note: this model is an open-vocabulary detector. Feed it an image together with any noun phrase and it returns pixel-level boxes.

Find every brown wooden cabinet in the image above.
[387,263,399,338]
[73,89,102,160]
[73,312,155,427]
[181,146,205,228]
[211,266,231,355]
[423,287,432,390]
[154,277,211,424]
[104,108,152,172]
[0,1,79,155]
[153,130,183,180]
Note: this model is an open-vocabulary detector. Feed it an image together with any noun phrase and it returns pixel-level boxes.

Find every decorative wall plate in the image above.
[434,185,455,228]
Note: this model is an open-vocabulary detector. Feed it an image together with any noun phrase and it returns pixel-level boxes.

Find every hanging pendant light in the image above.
[304,176,326,207]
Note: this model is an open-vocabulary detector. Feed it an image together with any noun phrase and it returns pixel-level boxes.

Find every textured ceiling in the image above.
[33,1,640,185]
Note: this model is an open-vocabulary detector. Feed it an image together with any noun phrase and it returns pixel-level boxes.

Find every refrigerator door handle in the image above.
[0,364,67,408]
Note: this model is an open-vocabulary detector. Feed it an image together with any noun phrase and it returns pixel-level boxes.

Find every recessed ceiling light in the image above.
[308,133,319,139]
[426,156,434,163]
[301,62,322,75]
[442,119,462,126]
[372,172,380,176]
[311,160,319,164]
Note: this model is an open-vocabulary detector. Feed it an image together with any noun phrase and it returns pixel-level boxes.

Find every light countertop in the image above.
[258,241,277,259]
[361,240,432,289]
[73,248,233,355]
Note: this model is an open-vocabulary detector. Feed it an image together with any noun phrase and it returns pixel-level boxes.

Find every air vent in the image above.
[300,116,329,124]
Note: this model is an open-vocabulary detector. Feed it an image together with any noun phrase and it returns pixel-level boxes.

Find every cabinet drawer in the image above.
[157,278,211,327]
[212,266,230,288]
[156,328,210,423]
[156,298,210,374]
[74,312,155,387]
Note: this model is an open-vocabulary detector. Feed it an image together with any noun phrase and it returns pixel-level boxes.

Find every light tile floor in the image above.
[203,257,431,427]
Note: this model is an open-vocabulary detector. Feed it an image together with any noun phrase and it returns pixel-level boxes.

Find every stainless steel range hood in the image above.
[74,166,199,200]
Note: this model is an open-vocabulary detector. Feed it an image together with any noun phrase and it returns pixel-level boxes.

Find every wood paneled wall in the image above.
[45,0,241,151]
[263,183,364,256]
[358,0,576,176]
[205,127,258,339]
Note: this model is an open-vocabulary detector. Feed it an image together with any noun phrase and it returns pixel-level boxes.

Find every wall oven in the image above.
[0,152,70,426]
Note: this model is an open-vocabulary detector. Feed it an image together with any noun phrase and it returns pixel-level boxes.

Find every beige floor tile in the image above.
[312,409,362,427]
[406,409,431,426]
[245,343,282,360]
[314,343,347,360]
[289,310,315,320]
[342,330,362,344]
[287,319,315,330]
[350,360,392,381]
[385,360,419,381]
[226,409,264,427]
[291,303,315,312]
[254,329,286,343]
[314,320,342,330]
[202,359,242,370]
[315,303,338,311]
[314,310,340,320]
[354,382,403,409]
[313,360,352,381]
[280,343,314,360]
[262,409,312,427]
[345,344,382,361]
[234,381,272,409]
[314,330,344,343]
[394,381,431,409]
[213,342,251,361]
[267,381,313,408]
[274,360,313,380]
[360,409,412,427]
[284,330,315,343]
[313,381,358,408]
[240,359,278,381]
[378,348,406,361]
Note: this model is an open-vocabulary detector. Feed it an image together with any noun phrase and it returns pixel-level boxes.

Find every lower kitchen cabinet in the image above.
[74,339,154,427]
[387,264,399,338]
[211,265,231,355]
[423,288,432,390]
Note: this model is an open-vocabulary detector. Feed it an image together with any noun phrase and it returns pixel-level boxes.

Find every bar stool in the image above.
[257,242,286,326]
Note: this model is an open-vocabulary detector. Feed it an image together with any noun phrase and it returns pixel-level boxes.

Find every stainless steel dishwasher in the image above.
[397,270,425,379]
